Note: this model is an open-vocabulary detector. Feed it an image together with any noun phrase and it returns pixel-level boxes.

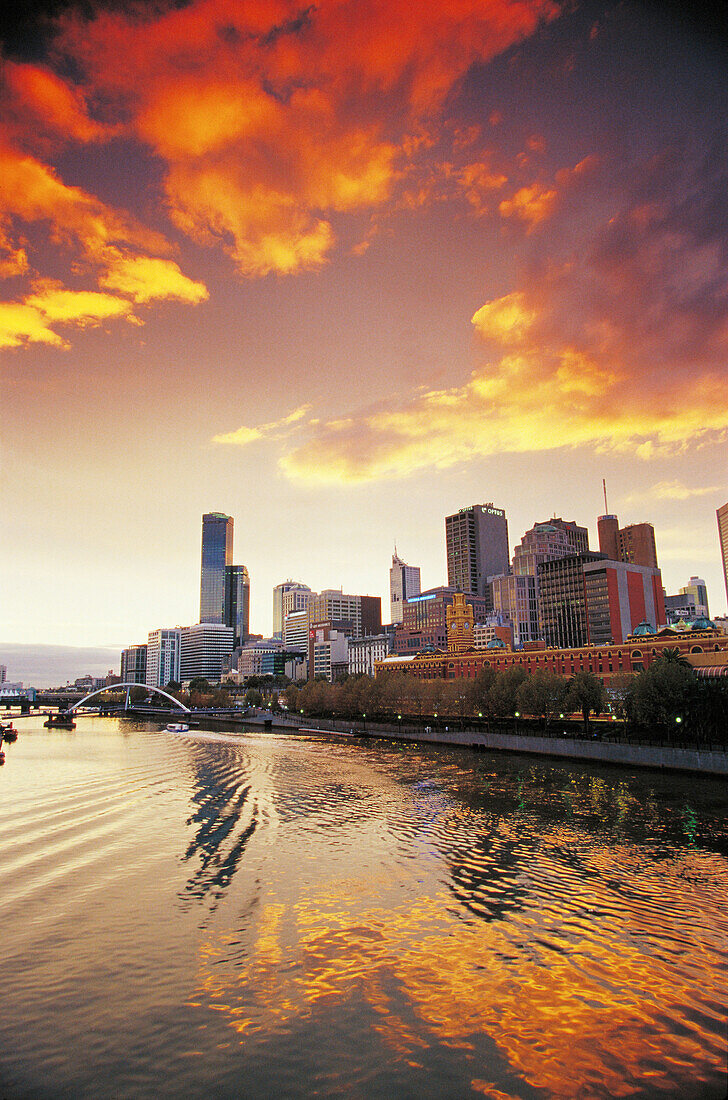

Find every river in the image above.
[1,717,726,1098]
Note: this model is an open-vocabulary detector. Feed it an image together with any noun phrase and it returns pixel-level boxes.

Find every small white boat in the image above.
[165,722,190,733]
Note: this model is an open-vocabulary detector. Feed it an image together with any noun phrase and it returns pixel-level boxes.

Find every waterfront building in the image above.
[180,623,234,683]
[390,550,421,625]
[718,502,728,605]
[307,590,381,640]
[376,614,728,684]
[490,573,540,647]
[199,513,234,624]
[679,577,710,619]
[445,503,509,599]
[394,586,491,655]
[146,628,181,688]
[348,632,395,678]
[273,581,312,638]
[120,644,147,684]
[224,564,250,647]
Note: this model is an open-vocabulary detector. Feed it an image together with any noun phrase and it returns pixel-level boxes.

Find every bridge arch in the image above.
[69,682,191,714]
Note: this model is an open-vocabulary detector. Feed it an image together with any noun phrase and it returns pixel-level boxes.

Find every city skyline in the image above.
[1,0,727,661]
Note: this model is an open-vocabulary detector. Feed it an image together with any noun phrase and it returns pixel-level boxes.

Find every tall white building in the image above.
[273,581,311,638]
[283,609,309,652]
[390,550,421,625]
[180,623,234,682]
[146,629,181,688]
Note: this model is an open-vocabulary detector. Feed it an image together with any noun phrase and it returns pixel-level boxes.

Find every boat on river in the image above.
[165,722,190,733]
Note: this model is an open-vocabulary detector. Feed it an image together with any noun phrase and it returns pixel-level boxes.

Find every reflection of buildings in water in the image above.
[177,741,279,907]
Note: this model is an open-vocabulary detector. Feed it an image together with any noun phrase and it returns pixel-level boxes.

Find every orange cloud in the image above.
[47,0,561,276]
[99,254,208,304]
[213,404,312,447]
[2,62,111,146]
[0,280,132,350]
[499,182,558,230]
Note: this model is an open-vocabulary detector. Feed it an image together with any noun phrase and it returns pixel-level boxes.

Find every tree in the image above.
[630,655,695,736]
[517,671,568,728]
[566,671,605,733]
[489,666,528,718]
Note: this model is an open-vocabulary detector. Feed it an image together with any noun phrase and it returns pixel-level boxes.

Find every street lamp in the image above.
[362,712,366,732]
[514,710,520,734]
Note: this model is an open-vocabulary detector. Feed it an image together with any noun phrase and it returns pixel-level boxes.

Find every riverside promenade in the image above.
[172,709,728,777]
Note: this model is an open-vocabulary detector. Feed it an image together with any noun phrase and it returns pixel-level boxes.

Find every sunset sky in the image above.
[1,0,727,682]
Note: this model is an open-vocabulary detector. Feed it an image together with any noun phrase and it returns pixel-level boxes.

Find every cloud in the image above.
[0,141,208,348]
[46,0,561,276]
[212,404,312,447]
[279,145,728,484]
[624,480,724,504]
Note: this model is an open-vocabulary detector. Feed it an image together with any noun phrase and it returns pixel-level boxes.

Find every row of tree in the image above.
[284,649,727,743]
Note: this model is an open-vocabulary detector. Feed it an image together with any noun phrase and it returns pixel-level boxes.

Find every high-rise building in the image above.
[199,513,234,623]
[717,502,728,607]
[224,564,250,647]
[679,576,710,618]
[146,628,181,688]
[537,552,606,649]
[307,590,381,639]
[394,586,491,655]
[583,560,665,644]
[120,644,147,684]
[180,623,234,682]
[445,504,509,598]
[490,573,540,647]
[273,581,311,638]
[597,512,658,569]
[283,609,309,652]
[512,522,576,576]
[390,550,421,624]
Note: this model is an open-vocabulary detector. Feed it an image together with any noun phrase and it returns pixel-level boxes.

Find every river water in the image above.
[0,717,726,1099]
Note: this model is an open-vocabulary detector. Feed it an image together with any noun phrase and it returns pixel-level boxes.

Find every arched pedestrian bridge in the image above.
[69,683,191,714]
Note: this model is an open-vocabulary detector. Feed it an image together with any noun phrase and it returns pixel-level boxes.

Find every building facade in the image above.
[180,623,234,682]
[348,633,394,677]
[308,623,349,681]
[489,573,540,647]
[582,560,665,644]
[307,590,381,640]
[445,503,509,598]
[537,552,606,649]
[224,564,250,648]
[273,581,312,638]
[146,628,181,688]
[512,523,574,577]
[120,644,147,684]
[390,551,421,625]
[718,502,728,606]
[283,609,309,652]
[394,586,491,655]
[199,513,234,624]
[597,513,658,569]
[679,577,710,619]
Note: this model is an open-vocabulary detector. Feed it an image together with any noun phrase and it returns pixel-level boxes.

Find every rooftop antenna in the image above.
[603,478,609,513]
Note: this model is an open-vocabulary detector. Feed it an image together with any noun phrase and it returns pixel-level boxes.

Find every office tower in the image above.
[273,581,311,638]
[120,644,147,684]
[597,510,658,569]
[490,573,540,647]
[718,503,728,606]
[390,549,421,624]
[199,513,234,623]
[679,576,710,618]
[307,590,382,639]
[512,522,576,576]
[281,584,314,624]
[537,552,606,649]
[224,564,250,647]
[180,623,234,682]
[445,504,509,598]
[619,523,658,568]
[597,514,620,560]
[146,628,181,688]
[549,517,590,554]
[583,560,665,644]
[283,609,309,652]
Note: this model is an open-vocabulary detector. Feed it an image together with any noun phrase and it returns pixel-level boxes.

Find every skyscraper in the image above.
[273,581,311,638]
[679,576,710,618]
[390,549,421,624]
[718,502,728,607]
[199,513,234,623]
[224,564,250,647]
[445,504,509,598]
[597,512,658,569]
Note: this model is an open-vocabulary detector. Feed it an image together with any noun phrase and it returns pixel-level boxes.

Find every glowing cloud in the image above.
[99,254,208,305]
[213,405,312,447]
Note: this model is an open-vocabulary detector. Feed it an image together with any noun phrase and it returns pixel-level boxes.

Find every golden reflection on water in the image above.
[190,840,726,1098]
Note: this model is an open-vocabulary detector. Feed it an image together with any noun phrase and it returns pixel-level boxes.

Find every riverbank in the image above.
[147,709,728,776]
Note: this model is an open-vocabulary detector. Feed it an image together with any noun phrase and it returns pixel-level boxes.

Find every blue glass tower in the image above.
[199,513,233,623]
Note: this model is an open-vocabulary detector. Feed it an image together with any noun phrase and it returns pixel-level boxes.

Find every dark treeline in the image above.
[286,650,727,745]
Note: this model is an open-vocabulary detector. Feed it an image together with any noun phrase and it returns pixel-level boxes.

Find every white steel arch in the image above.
[69,683,191,713]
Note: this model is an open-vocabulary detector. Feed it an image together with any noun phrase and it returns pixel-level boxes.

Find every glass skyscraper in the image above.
[199,512,233,623]
[224,564,250,647]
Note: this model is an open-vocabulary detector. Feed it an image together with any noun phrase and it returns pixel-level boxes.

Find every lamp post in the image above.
[514,710,520,734]
[362,711,366,733]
